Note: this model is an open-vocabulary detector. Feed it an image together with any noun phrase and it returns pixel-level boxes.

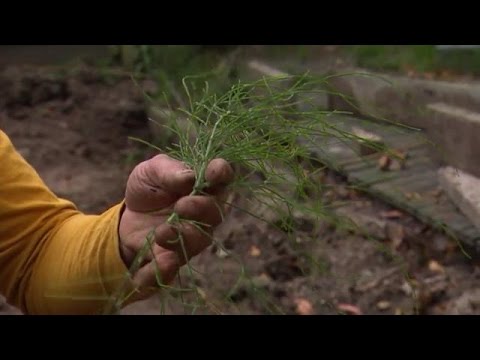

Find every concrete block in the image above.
[438,166,480,232]
[326,69,480,129]
[426,103,480,178]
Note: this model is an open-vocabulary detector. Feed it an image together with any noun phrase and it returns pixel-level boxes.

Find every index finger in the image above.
[204,158,234,195]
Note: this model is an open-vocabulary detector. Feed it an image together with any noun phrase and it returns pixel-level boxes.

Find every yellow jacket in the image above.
[0,129,133,314]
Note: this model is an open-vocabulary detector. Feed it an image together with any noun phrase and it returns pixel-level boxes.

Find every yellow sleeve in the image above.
[0,129,135,314]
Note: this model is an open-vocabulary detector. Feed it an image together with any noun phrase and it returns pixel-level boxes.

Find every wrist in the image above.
[117,201,135,268]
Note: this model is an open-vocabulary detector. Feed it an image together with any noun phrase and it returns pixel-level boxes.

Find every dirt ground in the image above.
[2,63,480,315]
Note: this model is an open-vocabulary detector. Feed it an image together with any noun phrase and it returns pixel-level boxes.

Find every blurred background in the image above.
[2,45,480,315]
[3,45,480,75]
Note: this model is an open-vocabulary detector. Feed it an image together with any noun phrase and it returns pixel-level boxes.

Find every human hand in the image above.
[118,154,234,292]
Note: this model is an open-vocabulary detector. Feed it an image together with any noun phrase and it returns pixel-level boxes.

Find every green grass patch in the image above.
[346,45,480,75]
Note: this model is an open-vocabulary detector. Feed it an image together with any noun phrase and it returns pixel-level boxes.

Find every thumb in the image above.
[125,154,195,212]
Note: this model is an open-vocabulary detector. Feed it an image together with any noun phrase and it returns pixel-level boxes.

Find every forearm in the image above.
[0,129,133,314]
[25,204,134,315]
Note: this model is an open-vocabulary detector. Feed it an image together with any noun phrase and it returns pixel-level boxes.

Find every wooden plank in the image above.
[344,153,433,175]
[304,114,480,248]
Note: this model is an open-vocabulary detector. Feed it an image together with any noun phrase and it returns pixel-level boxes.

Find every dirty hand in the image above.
[118,154,234,291]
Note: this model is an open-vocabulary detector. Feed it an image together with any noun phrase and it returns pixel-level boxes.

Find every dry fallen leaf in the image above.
[337,303,362,315]
[390,150,407,171]
[404,65,417,78]
[196,287,207,300]
[439,70,453,80]
[294,298,314,315]
[376,300,391,311]
[216,247,230,259]
[249,245,261,257]
[380,210,404,219]
[335,185,350,199]
[252,273,271,288]
[404,192,421,201]
[386,223,405,249]
[424,72,434,80]
[400,281,414,296]
[324,190,335,201]
[378,155,391,171]
[428,260,445,274]
[392,149,407,160]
